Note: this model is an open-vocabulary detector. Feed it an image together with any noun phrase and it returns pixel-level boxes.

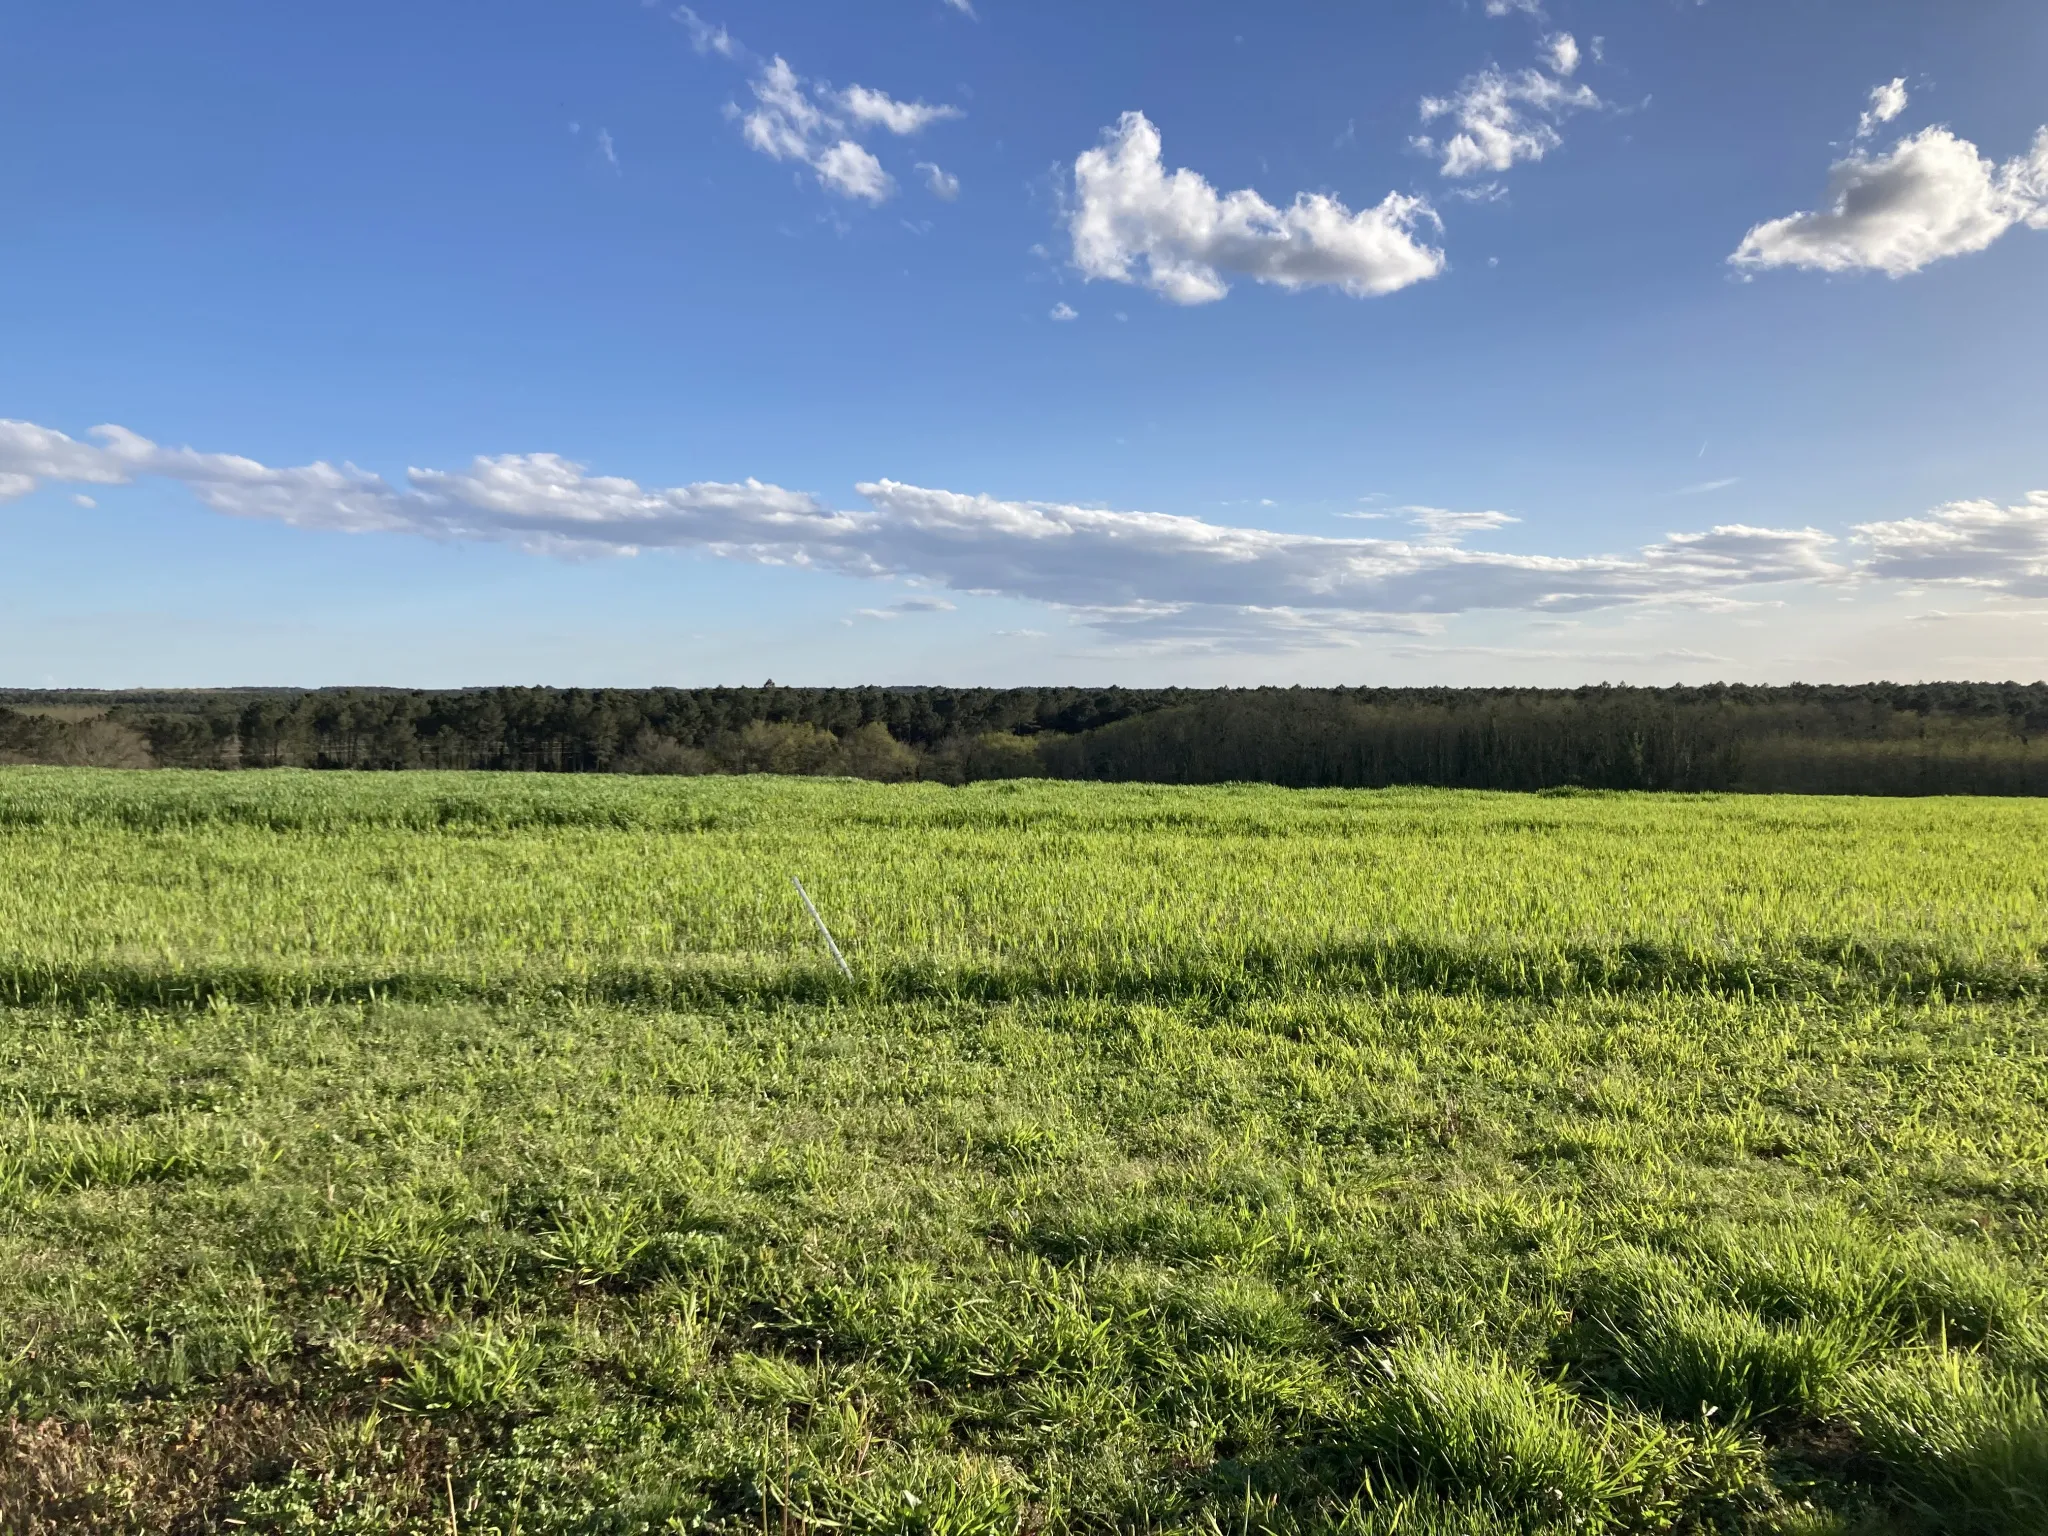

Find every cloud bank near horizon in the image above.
[3,418,2039,649]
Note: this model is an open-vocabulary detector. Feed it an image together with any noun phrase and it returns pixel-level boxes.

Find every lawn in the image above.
[0,770,2043,1534]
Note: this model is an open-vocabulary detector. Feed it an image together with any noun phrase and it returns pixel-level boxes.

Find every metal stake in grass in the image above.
[791,876,853,980]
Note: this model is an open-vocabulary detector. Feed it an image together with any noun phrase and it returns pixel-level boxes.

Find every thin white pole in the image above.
[791,877,853,980]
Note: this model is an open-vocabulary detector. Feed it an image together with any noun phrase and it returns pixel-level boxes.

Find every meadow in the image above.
[0,769,2043,1533]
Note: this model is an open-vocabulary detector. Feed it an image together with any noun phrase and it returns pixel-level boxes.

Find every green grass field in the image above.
[1,770,2043,1534]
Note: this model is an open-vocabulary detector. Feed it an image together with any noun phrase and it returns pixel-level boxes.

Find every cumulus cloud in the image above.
[1855,492,2048,594]
[838,84,961,136]
[1484,0,1544,15]
[1049,302,1079,321]
[1417,59,1601,178]
[1539,32,1580,76]
[1731,122,2048,275]
[728,54,962,205]
[14,417,1970,649]
[0,420,137,486]
[740,57,829,162]
[916,161,960,200]
[1857,77,1908,139]
[1068,111,1445,305]
[813,140,893,202]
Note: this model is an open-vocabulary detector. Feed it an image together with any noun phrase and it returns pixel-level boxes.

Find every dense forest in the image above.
[5,682,2048,794]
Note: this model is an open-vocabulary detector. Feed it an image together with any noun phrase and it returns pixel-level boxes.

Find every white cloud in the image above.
[675,5,738,58]
[732,56,961,205]
[1676,477,1740,496]
[916,161,960,200]
[30,416,2011,650]
[814,140,893,203]
[740,57,830,164]
[1049,302,1079,321]
[1635,524,1840,584]
[940,0,976,14]
[1390,644,1735,665]
[1907,608,2048,623]
[1068,111,1445,305]
[1855,492,2048,593]
[2012,130,2048,213]
[843,484,1841,631]
[1540,32,1580,76]
[1731,124,2048,275]
[1405,507,1520,540]
[857,596,958,619]
[598,128,618,169]
[838,85,961,136]
[1484,0,1544,15]
[1417,64,1601,178]
[0,419,137,487]
[1857,77,1908,139]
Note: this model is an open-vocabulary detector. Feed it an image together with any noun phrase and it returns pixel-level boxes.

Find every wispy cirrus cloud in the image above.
[916,161,960,200]
[1857,77,1909,140]
[838,84,961,136]
[0,417,1882,650]
[1404,506,1520,540]
[674,12,964,206]
[1415,37,1600,179]
[855,596,956,621]
[1067,111,1445,305]
[673,5,738,58]
[735,58,903,203]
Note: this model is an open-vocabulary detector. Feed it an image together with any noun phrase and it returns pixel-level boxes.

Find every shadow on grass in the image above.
[2,935,2039,1015]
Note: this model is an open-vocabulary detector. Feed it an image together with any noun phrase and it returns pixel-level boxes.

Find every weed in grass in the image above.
[391,1316,545,1415]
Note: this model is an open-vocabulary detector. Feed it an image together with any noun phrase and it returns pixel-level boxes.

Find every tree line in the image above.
[4,682,2048,794]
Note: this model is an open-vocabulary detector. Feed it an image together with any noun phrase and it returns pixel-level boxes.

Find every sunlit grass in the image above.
[1,770,2045,1006]
[0,769,2044,1532]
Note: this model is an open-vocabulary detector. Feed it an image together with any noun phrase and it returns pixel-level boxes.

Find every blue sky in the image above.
[3,0,2045,687]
